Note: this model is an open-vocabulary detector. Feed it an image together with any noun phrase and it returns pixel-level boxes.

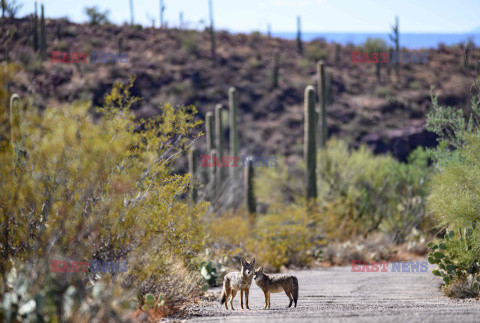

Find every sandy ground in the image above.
[186,264,480,322]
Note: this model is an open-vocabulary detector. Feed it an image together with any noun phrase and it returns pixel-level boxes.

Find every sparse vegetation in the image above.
[84,6,110,25]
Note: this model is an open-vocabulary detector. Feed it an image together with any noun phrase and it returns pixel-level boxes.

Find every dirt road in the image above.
[187,264,480,322]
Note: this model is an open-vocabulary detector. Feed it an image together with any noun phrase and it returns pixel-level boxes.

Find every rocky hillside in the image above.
[2,17,478,161]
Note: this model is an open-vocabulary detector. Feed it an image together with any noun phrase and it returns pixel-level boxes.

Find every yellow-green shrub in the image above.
[0,73,207,320]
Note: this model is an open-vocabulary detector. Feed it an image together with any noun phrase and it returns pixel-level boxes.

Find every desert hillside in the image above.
[2,17,477,161]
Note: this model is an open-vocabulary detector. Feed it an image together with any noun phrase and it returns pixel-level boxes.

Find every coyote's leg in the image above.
[263,292,268,309]
[245,289,250,309]
[267,292,271,309]
[285,289,293,308]
[230,290,237,310]
[240,290,244,309]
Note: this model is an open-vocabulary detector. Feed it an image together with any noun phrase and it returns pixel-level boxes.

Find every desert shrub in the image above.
[361,37,388,54]
[17,52,43,75]
[255,157,303,205]
[317,139,430,243]
[305,42,328,62]
[426,88,480,297]
[84,6,110,25]
[180,31,200,56]
[246,205,320,272]
[0,73,207,320]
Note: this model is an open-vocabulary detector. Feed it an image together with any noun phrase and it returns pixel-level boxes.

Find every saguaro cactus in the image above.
[33,2,38,51]
[229,87,239,179]
[267,23,271,38]
[335,43,340,65]
[304,86,317,200]
[160,0,165,28]
[129,0,134,25]
[389,16,399,81]
[179,11,184,29]
[40,4,46,59]
[244,159,256,215]
[296,16,303,55]
[215,104,224,186]
[317,61,327,148]
[188,148,198,203]
[208,0,216,61]
[272,50,280,88]
[210,149,217,200]
[205,111,215,153]
[118,36,124,53]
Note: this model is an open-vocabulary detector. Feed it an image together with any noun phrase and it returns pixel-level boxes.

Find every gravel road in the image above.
[187,264,480,322]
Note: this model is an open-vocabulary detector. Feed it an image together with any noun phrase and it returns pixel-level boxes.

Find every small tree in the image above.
[84,6,110,25]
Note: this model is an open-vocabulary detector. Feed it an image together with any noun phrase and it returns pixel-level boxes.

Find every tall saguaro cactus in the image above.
[272,50,280,88]
[335,43,340,65]
[244,159,256,215]
[317,61,327,148]
[229,87,239,179]
[208,0,216,61]
[304,86,317,200]
[215,104,224,186]
[129,0,134,25]
[188,148,198,204]
[160,0,165,28]
[32,2,38,51]
[296,16,303,55]
[40,4,46,59]
[205,111,215,153]
[389,16,399,81]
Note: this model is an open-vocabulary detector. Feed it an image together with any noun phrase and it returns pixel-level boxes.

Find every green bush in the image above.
[426,88,480,297]
[317,139,430,243]
[361,37,388,54]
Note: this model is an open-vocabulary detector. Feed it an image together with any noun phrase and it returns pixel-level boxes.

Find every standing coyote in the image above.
[220,258,255,310]
[253,267,298,308]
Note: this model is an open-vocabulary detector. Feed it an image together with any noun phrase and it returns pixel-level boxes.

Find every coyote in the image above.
[253,267,298,308]
[219,258,255,310]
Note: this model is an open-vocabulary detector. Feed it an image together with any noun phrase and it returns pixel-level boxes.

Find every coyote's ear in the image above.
[241,258,246,266]
[251,258,255,265]
[259,266,264,272]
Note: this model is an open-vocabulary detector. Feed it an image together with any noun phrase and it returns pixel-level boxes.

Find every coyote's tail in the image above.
[292,276,299,307]
[219,278,228,305]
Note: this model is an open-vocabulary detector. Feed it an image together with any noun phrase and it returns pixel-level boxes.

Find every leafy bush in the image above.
[426,88,480,297]
[305,42,328,62]
[361,37,388,54]
[0,72,207,320]
[317,139,430,243]
[244,205,320,272]
[180,31,200,56]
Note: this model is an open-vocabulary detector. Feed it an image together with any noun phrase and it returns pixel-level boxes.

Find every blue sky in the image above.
[17,0,480,33]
